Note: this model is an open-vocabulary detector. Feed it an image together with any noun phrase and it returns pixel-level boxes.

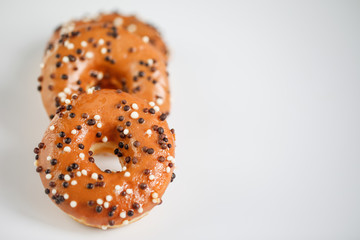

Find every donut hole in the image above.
[86,69,130,92]
[90,142,124,173]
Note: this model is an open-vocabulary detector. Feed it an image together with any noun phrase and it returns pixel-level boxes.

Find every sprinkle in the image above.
[64,146,71,152]
[81,41,87,47]
[146,129,152,135]
[33,161,38,166]
[64,193,69,199]
[49,125,55,131]
[166,167,171,173]
[167,156,174,161]
[152,192,158,198]
[97,199,103,205]
[152,199,158,204]
[76,171,82,177]
[87,88,94,94]
[45,174,52,180]
[102,136,108,143]
[67,43,74,50]
[71,129,77,134]
[71,180,77,185]
[106,195,113,201]
[97,123,102,128]
[115,185,121,190]
[149,101,155,107]
[98,38,105,45]
[149,175,155,180]
[101,226,107,230]
[124,171,130,177]
[64,175,71,181]
[126,189,133,194]
[70,201,77,208]
[132,103,139,110]
[81,170,88,176]
[127,24,137,32]
[46,156,51,161]
[156,98,163,105]
[65,99,71,104]
[91,173,98,180]
[94,115,101,120]
[85,52,94,59]
[142,36,150,43]
[64,88,71,94]
[113,17,123,27]
[62,56,69,63]
[123,220,129,225]
[147,59,154,65]
[40,63,44,68]
[154,106,160,112]
[120,211,126,218]
[130,112,139,119]
[79,153,85,160]
[100,47,107,54]
[97,72,103,80]
[123,129,129,135]
[52,189,57,194]
[104,202,109,208]
[138,207,143,213]
[122,166,127,171]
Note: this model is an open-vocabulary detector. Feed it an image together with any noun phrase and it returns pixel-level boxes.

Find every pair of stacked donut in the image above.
[34,12,176,229]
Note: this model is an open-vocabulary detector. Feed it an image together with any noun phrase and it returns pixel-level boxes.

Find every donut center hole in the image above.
[90,142,123,173]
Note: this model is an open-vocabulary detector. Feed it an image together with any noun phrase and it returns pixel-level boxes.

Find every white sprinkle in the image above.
[152,192,158,198]
[149,175,155,180]
[149,101,155,107]
[64,193,69,199]
[120,211,126,218]
[34,160,38,167]
[167,156,174,161]
[100,47,107,54]
[94,115,100,120]
[71,129,77,134]
[122,166,127,171]
[104,202,109,208]
[97,72,103,80]
[85,52,94,59]
[102,136,108,143]
[124,171,130,177]
[130,111,139,119]
[70,201,77,208]
[67,43,74,50]
[113,17,123,27]
[81,41,87,47]
[49,125,55,131]
[64,175,71,181]
[65,99,71,104]
[152,199,158,204]
[96,199,103,205]
[81,170,87,176]
[123,129,129,135]
[146,129,152,135]
[147,59,154,65]
[156,98,164,105]
[138,207,143,213]
[98,38,104,45]
[142,36,150,43]
[166,167,171,173]
[40,63,44,68]
[45,174,52,180]
[115,185,121,190]
[106,195,113,201]
[64,146,71,152]
[71,180,77,185]
[132,103,139,110]
[154,106,160,112]
[64,87,71,94]
[127,24,137,32]
[123,220,129,225]
[126,189,133,194]
[79,153,85,159]
[91,173,98,180]
[101,226,108,230]
[87,88,94,94]
[46,156,51,161]
[62,56,69,63]
[97,123,102,128]
[58,92,66,98]
[76,171,82,177]
[52,189,57,194]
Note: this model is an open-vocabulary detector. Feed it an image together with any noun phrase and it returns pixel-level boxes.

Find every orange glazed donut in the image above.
[38,13,170,119]
[33,89,176,229]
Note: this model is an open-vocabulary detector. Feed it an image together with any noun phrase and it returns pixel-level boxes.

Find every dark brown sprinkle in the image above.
[118,142,124,148]
[146,148,155,154]
[33,147,40,154]
[87,183,94,189]
[111,206,117,211]
[56,143,63,148]
[87,119,96,125]
[49,114,55,120]
[152,125,159,131]
[150,66,156,72]
[82,113,88,118]
[171,129,175,134]
[138,71,145,77]
[124,144,129,150]
[125,121,131,126]
[35,155,39,160]
[132,157,138,164]
[121,99,127,104]
[109,220,115,226]
[116,104,122,109]
[88,37,94,43]
[117,126,124,132]
[76,125,82,130]
[138,118,144,124]
[171,173,176,182]
[161,144,168,149]
[133,141,140,147]
[66,166,72,172]
[77,80,82,85]
[37,85,42,91]
[96,132,102,138]
[69,113,76,118]
[63,182,69,188]
[50,73,55,79]
[72,95,78,99]
[169,163,174,168]
[89,157,95,163]
[143,169,150,175]
[168,143,172,148]
[55,53,61,58]
[118,116,124,121]
[68,55,76,62]
[159,114,167,121]
[128,47,135,53]
[66,105,72,110]
[124,105,130,111]
[49,181,56,187]
[45,169,51,174]
[108,211,114,217]
[76,49,82,54]
[157,127,164,134]
[88,200,95,206]
[95,181,105,187]
[70,172,75,178]
[124,156,130,163]
[45,188,50,194]
[58,174,64,180]
[56,61,62,68]
[96,206,103,213]
[78,143,84,149]
[120,190,127,196]
[61,74,68,80]
[139,183,147,189]
[127,210,134,217]
[36,166,43,172]
[48,85,54,90]
[64,138,71,144]
[104,169,112,173]
[50,159,57,165]
[71,163,78,169]
[132,202,140,210]
[158,156,165,162]
[98,174,104,180]
[149,108,155,114]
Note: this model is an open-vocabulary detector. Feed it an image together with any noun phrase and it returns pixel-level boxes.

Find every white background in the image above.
[0,0,359,239]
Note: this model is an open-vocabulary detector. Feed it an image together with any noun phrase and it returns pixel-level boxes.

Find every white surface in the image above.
[0,0,360,239]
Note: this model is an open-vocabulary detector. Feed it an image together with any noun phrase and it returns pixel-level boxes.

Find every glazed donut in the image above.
[33,89,175,229]
[38,13,170,118]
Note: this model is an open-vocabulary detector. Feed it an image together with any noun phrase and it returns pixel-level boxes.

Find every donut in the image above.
[33,89,176,229]
[37,13,170,119]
